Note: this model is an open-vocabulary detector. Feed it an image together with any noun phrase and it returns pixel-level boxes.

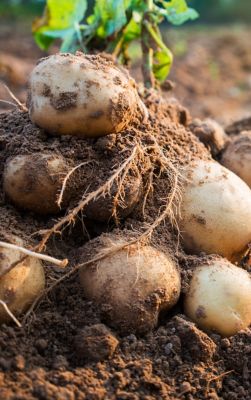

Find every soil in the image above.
[0,22,251,400]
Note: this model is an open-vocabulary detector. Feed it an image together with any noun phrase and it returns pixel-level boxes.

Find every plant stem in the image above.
[141,0,155,88]
[147,0,153,9]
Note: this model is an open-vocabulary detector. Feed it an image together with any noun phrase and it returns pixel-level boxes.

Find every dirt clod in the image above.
[74,324,119,361]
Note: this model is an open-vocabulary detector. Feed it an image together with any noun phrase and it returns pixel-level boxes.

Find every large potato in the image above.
[179,159,251,260]
[0,237,45,323]
[184,259,251,337]
[3,153,69,215]
[28,53,141,137]
[79,242,181,334]
[221,131,251,188]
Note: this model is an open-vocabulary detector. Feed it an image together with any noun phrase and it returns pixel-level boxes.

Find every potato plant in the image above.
[33,0,198,88]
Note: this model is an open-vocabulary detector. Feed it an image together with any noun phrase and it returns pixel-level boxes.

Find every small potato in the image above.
[0,237,45,323]
[221,131,251,188]
[28,53,141,137]
[79,241,181,334]
[184,260,251,337]
[3,153,69,215]
[85,174,142,222]
[179,159,251,261]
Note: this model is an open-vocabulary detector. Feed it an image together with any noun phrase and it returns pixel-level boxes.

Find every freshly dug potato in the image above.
[221,131,251,188]
[179,159,251,261]
[79,241,181,334]
[0,237,45,323]
[3,153,69,215]
[85,174,142,222]
[28,53,142,137]
[184,259,251,337]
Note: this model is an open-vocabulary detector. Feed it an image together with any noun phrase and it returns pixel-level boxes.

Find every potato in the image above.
[184,259,251,337]
[179,159,251,261]
[28,53,142,137]
[221,131,251,188]
[85,174,142,222]
[3,153,69,215]
[79,241,180,334]
[0,237,45,323]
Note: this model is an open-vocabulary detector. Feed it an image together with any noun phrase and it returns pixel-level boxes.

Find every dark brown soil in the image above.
[0,24,251,400]
[0,91,249,400]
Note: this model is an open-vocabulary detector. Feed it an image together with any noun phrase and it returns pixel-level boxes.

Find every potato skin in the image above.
[0,239,45,323]
[179,159,251,261]
[221,131,251,188]
[3,153,69,215]
[184,260,251,337]
[28,53,140,137]
[79,243,180,334]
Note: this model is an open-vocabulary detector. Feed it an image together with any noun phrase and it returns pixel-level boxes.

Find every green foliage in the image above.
[33,0,198,86]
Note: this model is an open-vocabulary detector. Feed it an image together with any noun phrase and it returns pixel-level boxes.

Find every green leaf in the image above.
[93,0,129,38]
[34,33,54,50]
[33,0,87,50]
[123,17,141,43]
[160,0,199,25]
[60,30,77,52]
[153,49,173,82]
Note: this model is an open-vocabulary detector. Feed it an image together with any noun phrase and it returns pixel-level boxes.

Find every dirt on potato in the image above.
[0,23,251,400]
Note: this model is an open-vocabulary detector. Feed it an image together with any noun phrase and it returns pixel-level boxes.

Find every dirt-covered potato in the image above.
[79,240,181,334]
[3,153,69,215]
[179,159,251,261]
[221,131,251,188]
[0,237,45,323]
[184,259,251,337]
[28,53,142,137]
[85,174,142,222]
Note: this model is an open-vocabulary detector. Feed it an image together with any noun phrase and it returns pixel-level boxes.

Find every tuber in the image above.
[0,236,45,324]
[184,259,251,337]
[179,159,251,261]
[28,53,142,137]
[79,240,181,334]
[3,153,69,215]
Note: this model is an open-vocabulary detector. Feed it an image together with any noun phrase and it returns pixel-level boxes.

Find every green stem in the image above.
[147,0,154,9]
[141,0,155,88]
[144,20,173,63]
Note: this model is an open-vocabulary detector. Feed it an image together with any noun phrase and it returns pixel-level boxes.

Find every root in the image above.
[0,240,68,270]
[23,156,182,323]
[142,168,154,217]
[0,300,22,328]
[111,157,138,225]
[57,160,95,208]
[37,145,140,251]
[24,126,185,322]
[0,82,27,112]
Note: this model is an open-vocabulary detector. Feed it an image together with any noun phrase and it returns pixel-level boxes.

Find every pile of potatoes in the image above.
[1,52,251,338]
